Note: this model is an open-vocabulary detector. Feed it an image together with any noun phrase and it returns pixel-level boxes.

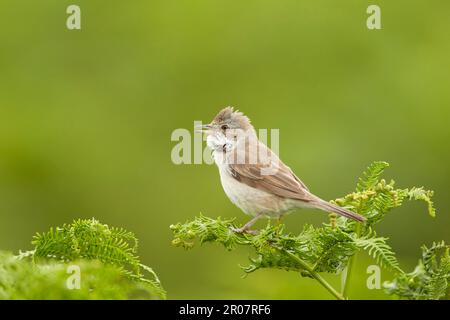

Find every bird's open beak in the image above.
[195,124,212,133]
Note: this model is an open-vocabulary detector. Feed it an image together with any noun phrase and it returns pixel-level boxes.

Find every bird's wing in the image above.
[228,142,313,202]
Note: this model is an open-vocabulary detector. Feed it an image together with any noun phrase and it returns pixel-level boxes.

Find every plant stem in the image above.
[283,249,346,300]
[343,223,362,297]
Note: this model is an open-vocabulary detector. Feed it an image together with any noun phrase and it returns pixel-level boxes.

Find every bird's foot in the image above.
[230,226,259,235]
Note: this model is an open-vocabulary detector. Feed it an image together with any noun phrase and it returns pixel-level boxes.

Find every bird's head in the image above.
[197,106,256,152]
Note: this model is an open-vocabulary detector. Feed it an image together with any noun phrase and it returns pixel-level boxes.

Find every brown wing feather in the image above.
[228,141,313,202]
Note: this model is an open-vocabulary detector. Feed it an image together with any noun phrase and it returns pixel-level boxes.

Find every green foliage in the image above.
[0,219,165,300]
[171,217,356,276]
[403,187,436,218]
[385,242,450,300]
[356,161,390,192]
[32,218,140,274]
[334,162,435,231]
[354,230,401,273]
[171,161,445,300]
[0,252,162,300]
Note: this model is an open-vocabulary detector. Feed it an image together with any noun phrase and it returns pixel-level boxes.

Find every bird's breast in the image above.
[218,165,291,217]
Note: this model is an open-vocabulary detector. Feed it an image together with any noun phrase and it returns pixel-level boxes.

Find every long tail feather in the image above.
[315,199,366,222]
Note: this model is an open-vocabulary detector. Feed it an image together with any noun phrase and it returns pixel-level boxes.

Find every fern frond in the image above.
[171,161,441,300]
[402,187,436,218]
[0,251,165,300]
[309,227,357,273]
[385,241,450,300]
[335,162,436,231]
[354,231,403,273]
[32,218,141,273]
[356,161,389,192]
[170,214,245,250]
[172,216,357,276]
[422,241,447,272]
[427,247,450,299]
[26,218,166,299]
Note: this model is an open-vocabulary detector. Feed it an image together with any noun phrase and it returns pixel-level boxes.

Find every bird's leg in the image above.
[231,213,264,235]
[276,214,284,225]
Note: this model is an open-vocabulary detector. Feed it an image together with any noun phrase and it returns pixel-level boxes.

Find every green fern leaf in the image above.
[28,218,165,299]
[356,161,389,192]
[385,241,450,300]
[354,231,403,273]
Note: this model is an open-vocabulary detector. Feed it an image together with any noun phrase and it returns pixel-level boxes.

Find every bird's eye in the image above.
[221,124,229,130]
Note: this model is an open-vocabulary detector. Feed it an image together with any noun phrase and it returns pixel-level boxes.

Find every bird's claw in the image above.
[230,226,259,235]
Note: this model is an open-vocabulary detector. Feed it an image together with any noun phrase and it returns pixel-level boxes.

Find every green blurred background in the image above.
[0,1,449,299]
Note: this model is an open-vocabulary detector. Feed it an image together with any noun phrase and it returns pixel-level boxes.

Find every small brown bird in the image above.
[198,107,365,234]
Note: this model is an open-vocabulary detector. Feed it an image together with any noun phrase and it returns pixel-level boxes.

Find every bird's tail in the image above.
[314,199,366,222]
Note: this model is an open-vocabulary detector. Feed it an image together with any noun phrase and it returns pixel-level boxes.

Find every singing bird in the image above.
[198,107,365,234]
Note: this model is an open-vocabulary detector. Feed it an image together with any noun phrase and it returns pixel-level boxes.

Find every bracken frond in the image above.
[171,161,444,300]
[384,241,450,300]
[354,230,403,273]
[26,218,166,299]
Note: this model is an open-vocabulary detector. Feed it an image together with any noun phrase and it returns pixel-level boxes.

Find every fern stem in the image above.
[282,249,346,300]
[343,223,361,297]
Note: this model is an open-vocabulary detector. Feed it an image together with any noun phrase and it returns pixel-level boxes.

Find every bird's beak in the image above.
[195,124,212,133]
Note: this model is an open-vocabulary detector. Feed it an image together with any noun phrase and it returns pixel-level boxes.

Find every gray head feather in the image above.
[212,106,253,130]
